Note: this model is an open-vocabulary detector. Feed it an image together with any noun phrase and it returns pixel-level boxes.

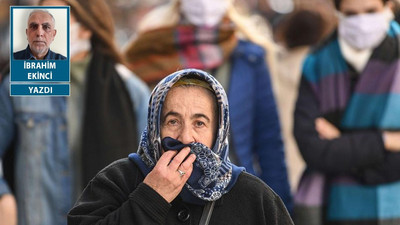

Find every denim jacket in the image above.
[0,64,150,225]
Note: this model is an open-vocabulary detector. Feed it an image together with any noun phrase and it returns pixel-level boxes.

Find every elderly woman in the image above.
[124,0,292,212]
[68,69,293,225]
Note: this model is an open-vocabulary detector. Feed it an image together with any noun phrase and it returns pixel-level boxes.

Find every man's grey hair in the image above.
[28,9,56,27]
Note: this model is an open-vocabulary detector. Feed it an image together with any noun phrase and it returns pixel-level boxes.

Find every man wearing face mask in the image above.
[0,0,150,225]
[124,0,293,213]
[293,0,400,224]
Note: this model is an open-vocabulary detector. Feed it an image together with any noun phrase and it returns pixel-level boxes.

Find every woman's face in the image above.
[339,0,386,16]
[160,86,217,149]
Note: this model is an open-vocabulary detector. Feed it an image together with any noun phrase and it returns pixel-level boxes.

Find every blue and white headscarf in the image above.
[129,68,244,204]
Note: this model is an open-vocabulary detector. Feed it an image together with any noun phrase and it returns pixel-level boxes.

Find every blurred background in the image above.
[0,0,337,193]
[0,0,336,68]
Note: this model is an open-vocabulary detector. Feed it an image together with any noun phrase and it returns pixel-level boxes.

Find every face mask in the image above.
[70,22,91,58]
[180,0,229,27]
[338,8,392,50]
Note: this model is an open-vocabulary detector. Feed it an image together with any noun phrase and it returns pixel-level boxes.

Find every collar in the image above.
[338,37,372,73]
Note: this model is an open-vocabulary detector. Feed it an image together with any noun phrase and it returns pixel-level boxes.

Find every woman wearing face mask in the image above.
[293,0,400,224]
[68,69,294,225]
[0,0,150,225]
[124,0,293,213]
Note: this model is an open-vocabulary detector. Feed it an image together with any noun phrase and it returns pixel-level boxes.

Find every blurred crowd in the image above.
[1,0,400,224]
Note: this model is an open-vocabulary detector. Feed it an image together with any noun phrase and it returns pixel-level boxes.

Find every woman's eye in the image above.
[195,121,205,127]
[167,119,178,126]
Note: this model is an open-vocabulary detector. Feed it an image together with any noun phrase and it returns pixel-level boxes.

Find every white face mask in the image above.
[70,22,91,58]
[338,8,393,50]
[180,0,229,27]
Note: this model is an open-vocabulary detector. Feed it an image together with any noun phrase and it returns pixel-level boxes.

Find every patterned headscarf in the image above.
[129,68,244,204]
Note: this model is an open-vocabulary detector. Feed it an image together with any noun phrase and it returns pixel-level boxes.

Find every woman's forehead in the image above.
[164,86,215,106]
[161,86,216,115]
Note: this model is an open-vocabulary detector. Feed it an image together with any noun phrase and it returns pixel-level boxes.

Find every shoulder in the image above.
[97,158,138,177]
[13,49,27,60]
[226,172,293,223]
[306,31,338,60]
[91,158,143,188]
[232,40,266,64]
[115,64,150,96]
[302,32,340,79]
[115,63,145,86]
[232,172,278,199]
[56,54,67,60]
[49,50,67,60]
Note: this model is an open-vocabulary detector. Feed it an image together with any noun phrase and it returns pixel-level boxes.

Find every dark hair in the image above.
[333,0,390,10]
[275,9,325,49]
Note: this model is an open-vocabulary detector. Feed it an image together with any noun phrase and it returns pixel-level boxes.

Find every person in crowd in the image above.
[68,68,294,225]
[124,0,292,212]
[14,9,66,60]
[293,0,400,224]
[0,0,150,224]
[272,7,334,191]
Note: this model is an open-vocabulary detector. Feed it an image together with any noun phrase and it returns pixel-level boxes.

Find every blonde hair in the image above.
[136,0,277,74]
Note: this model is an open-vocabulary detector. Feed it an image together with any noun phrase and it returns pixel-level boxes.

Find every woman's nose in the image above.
[178,124,195,144]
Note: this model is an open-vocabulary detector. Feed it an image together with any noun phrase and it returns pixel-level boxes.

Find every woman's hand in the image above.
[0,194,17,225]
[315,117,341,140]
[383,131,400,152]
[143,147,196,203]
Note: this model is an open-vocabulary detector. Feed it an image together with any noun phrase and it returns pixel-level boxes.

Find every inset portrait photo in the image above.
[10,6,70,96]
[12,7,68,60]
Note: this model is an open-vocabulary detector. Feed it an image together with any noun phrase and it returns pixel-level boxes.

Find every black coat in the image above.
[294,75,400,184]
[68,158,293,225]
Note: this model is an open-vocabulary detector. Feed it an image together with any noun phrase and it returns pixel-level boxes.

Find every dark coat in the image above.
[68,158,293,225]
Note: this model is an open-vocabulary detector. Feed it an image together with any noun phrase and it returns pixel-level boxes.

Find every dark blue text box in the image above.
[11,84,70,96]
